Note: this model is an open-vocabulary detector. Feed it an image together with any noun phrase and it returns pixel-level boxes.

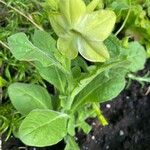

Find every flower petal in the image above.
[57,34,78,59]
[77,37,110,62]
[75,10,116,42]
[59,0,86,25]
[49,13,69,37]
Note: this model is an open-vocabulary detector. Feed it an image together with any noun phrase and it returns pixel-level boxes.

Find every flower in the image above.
[49,0,116,62]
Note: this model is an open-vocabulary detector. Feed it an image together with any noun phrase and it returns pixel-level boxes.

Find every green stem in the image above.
[115,0,131,36]
[93,103,108,126]
[127,73,150,83]
[0,40,10,50]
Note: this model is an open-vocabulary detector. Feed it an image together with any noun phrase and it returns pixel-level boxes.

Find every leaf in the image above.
[35,62,66,93]
[59,0,86,25]
[32,30,57,54]
[65,136,80,150]
[75,10,116,42]
[8,33,61,68]
[8,83,52,115]
[125,42,146,72]
[67,115,75,136]
[72,68,126,111]
[104,35,122,58]
[32,30,67,93]
[77,37,110,62]
[79,121,91,134]
[19,109,68,147]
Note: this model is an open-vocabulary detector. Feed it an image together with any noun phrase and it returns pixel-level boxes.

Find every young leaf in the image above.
[19,109,68,147]
[8,83,52,115]
[72,68,126,111]
[35,62,67,93]
[125,42,146,72]
[65,136,80,150]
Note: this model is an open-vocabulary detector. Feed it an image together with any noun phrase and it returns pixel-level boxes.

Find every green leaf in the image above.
[125,42,146,72]
[72,68,126,111]
[8,83,52,115]
[67,115,75,136]
[65,136,80,150]
[79,121,91,134]
[8,33,61,68]
[32,30,57,54]
[35,62,67,93]
[19,109,68,147]
[31,30,67,93]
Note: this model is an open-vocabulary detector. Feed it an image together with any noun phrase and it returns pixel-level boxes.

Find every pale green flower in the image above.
[49,0,116,62]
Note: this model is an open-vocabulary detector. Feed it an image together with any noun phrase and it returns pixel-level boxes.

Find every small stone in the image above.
[91,136,95,140]
[75,137,78,141]
[106,104,111,108]
[92,122,96,126]
[106,145,110,149]
[119,130,124,136]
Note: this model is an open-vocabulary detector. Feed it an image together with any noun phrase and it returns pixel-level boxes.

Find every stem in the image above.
[0,40,10,50]
[115,0,131,36]
[128,73,150,83]
[93,103,108,126]
[0,0,43,31]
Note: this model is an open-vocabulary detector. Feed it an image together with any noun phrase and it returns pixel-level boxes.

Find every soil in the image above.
[77,59,150,150]
[1,60,150,150]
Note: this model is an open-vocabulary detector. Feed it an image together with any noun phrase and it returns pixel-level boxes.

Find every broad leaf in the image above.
[32,30,57,54]
[72,68,126,111]
[8,83,52,115]
[19,109,68,147]
[8,33,62,69]
[32,30,67,93]
[35,62,67,93]
[125,42,146,72]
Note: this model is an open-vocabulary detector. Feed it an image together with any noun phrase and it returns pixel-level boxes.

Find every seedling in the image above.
[7,0,146,149]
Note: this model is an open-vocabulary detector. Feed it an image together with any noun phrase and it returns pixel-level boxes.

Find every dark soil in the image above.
[77,59,150,150]
[2,60,150,150]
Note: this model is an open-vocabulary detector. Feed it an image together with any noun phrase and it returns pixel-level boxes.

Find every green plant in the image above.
[6,0,146,149]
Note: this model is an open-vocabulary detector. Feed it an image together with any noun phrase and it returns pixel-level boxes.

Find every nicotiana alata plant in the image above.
[7,0,146,149]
